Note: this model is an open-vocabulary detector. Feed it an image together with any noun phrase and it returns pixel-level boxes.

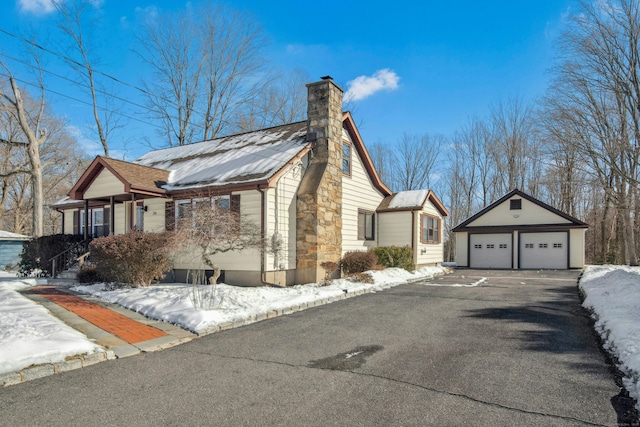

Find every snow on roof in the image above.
[0,230,29,240]
[388,189,429,209]
[50,196,78,208]
[135,122,309,190]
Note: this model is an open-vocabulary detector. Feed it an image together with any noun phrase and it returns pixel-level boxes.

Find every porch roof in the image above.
[377,190,449,216]
[69,156,169,201]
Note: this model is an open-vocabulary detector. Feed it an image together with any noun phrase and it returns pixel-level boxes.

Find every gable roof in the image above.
[377,189,449,216]
[135,121,310,191]
[68,114,391,199]
[69,156,169,200]
[343,112,392,196]
[452,188,588,232]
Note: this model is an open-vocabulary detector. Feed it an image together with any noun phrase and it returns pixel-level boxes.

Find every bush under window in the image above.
[371,246,415,272]
[340,251,377,275]
[90,231,176,287]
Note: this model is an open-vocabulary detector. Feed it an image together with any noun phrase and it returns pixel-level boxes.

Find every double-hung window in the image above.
[420,214,441,244]
[175,200,193,230]
[358,209,375,240]
[175,195,233,235]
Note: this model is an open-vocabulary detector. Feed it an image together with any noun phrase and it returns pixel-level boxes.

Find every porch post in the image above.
[130,193,136,230]
[110,196,115,235]
[83,199,89,240]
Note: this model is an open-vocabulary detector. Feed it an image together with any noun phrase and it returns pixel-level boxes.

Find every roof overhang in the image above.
[343,112,392,197]
[377,190,449,217]
[69,156,168,201]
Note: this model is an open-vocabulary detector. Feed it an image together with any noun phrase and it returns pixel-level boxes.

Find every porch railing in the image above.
[49,239,92,278]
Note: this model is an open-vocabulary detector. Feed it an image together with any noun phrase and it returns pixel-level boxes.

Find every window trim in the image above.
[342,140,352,176]
[420,214,441,244]
[357,209,375,241]
[174,195,234,234]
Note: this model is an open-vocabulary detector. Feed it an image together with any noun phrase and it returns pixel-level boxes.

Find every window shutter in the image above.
[73,210,79,235]
[230,195,240,214]
[166,201,175,231]
[103,208,110,236]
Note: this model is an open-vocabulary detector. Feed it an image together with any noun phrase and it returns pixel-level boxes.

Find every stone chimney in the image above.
[295,77,344,284]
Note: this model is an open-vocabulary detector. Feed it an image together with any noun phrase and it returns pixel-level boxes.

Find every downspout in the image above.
[258,186,281,287]
[412,210,417,267]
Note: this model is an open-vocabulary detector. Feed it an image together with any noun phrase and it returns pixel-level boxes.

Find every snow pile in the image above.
[72,266,450,335]
[580,265,640,410]
[0,273,103,375]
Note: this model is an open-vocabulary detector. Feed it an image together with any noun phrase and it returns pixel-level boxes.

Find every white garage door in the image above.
[519,232,568,269]
[470,234,512,269]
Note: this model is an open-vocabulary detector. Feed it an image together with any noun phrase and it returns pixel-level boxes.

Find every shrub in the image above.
[90,231,176,287]
[76,266,103,284]
[320,261,340,282]
[340,251,377,275]
[371,246,415,272]
[18,234,86,277]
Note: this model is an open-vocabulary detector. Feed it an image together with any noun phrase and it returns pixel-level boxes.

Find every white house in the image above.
[452,189,588,270]
[53,77,448,285]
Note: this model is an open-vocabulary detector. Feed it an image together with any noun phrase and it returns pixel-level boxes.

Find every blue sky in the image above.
[1,0,574,160]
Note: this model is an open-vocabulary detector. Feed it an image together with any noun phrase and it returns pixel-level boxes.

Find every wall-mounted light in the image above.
[143,205,148,212]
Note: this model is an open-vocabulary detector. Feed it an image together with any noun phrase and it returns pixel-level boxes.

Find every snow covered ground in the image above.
[0,272,103,376]
[579,265,640,412]
[70,267,450,335]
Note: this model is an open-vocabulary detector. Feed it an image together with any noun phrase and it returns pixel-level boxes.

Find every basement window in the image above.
[510,199,522,210]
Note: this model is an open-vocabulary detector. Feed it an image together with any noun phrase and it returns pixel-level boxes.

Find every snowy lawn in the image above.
[0,272,103,376]
[71,267,450,335]
[579,265,640,412]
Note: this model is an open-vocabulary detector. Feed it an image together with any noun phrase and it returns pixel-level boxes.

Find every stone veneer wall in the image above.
[295,78,344,284]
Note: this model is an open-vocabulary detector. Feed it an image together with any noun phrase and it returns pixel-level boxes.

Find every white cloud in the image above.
[134,5,158,24]
[17,0,56,14]
[344,69,400,102]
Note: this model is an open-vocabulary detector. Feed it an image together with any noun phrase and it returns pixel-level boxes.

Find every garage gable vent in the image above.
[510,199,522,210]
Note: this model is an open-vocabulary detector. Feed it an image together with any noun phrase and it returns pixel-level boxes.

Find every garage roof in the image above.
[452,189,588,232]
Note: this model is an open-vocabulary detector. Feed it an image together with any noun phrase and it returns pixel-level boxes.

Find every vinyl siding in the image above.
[84,169,125,199]
[455,231,469,267]
[416,202,445,266]
[468,196,572,227]
[63,209,75,234]
[341,129,385,254]
[569,228,586,268]
[142,198,167,233]
[378,211,412,247]
[264,161,305,273]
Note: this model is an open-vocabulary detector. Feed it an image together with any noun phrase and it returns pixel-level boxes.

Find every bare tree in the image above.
[489,96,537,195]
[0,58,48,237]
[392,133,445,191]
[138,3,267,146]
[54,0,116,156]
[172,192,261,285]
[236,68,309,132]
[543,0,640,265]
[368,140,395,189]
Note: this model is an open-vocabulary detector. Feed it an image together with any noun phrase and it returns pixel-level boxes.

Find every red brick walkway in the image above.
[31,286,167,344]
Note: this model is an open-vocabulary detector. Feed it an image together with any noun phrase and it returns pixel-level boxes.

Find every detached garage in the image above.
[452,189,588,270]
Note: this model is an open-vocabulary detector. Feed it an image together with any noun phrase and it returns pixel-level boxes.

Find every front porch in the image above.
[53,156,170,239]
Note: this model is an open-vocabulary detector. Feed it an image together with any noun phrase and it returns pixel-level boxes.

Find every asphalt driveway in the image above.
[0,269,627,426]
